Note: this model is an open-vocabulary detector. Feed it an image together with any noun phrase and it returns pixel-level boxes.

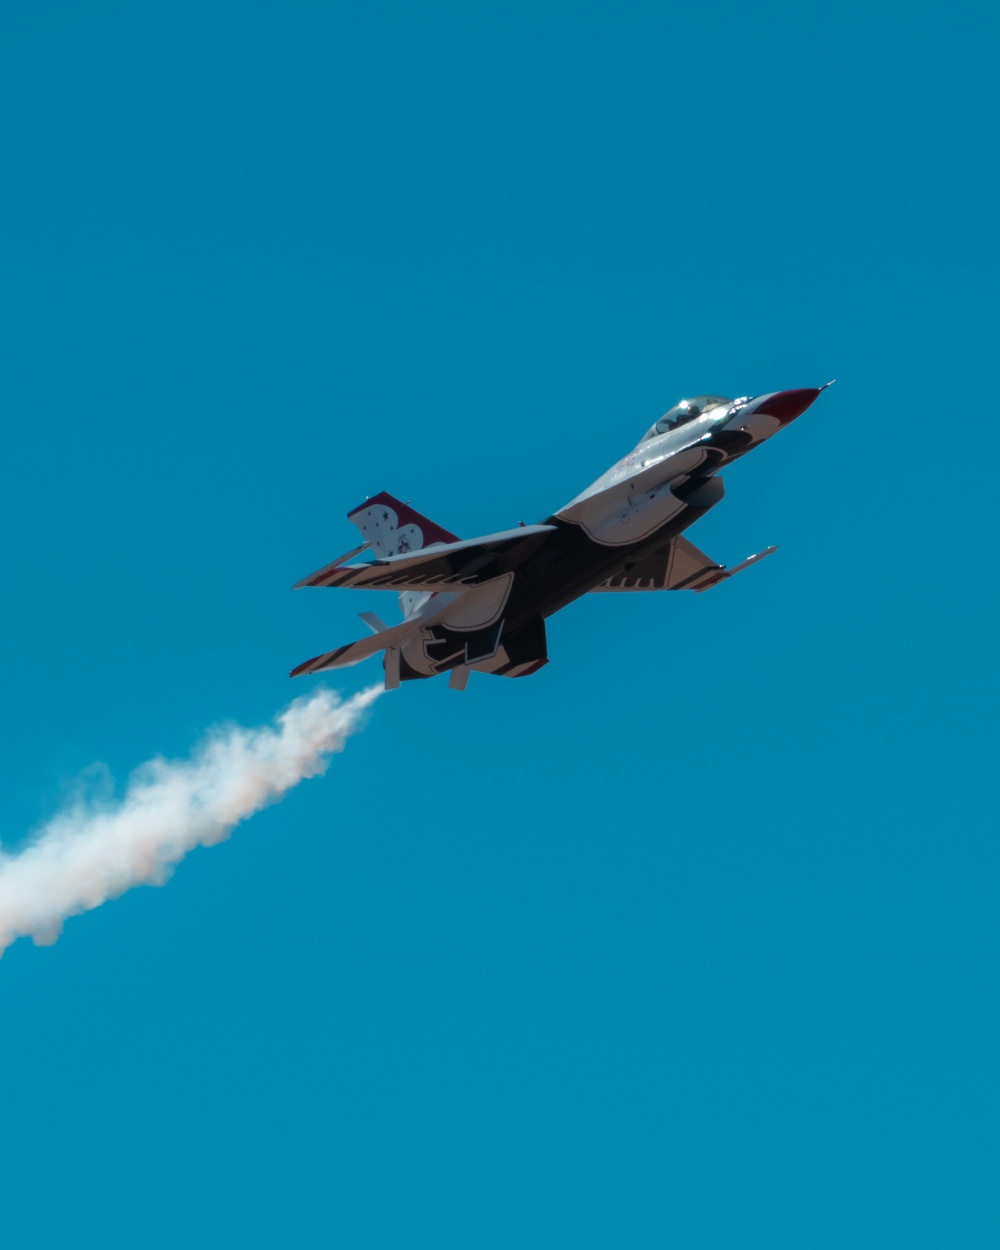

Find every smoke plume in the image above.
[0,686,381,955]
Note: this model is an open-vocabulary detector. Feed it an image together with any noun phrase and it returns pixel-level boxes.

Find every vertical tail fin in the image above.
[346,492,460,620]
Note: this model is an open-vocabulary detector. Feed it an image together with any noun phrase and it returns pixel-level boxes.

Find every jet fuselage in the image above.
[291,386,826,687]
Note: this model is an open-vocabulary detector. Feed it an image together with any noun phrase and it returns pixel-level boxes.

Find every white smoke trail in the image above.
[0,686,381,955]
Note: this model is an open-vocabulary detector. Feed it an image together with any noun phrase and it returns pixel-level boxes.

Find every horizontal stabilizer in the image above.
[591,535,777,592]
[292,543,372,589]
[290,616,420,678]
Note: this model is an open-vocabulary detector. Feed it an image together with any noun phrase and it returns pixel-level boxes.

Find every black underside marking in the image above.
[709,430,754,458]
[397,651,425,683]
[492,616,547,676]
[395,491,723,681]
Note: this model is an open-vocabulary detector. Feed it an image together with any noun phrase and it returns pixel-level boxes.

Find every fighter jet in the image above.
[291,385,831,690]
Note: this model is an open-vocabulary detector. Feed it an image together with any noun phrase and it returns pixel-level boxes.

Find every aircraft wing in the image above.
[592,535,777,592]
[294,524,557,592]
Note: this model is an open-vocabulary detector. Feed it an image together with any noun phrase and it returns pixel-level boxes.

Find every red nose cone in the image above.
[754,387,822,425]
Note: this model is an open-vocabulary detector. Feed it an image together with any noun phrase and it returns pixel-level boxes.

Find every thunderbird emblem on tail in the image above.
[291,385,831,690]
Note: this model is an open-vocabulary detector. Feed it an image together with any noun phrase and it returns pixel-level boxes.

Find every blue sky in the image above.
[1,2,996,1246]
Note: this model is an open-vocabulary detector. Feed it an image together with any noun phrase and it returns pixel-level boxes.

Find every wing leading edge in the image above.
[293,524,557,593]
[592,535,777,592]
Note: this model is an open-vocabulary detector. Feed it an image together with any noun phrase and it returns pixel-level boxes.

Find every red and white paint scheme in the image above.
[291,384,832,690]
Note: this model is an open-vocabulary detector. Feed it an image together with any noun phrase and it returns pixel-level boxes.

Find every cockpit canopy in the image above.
[642,395,732,442]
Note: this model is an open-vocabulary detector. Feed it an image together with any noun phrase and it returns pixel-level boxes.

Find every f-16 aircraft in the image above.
[292,385,831,690]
